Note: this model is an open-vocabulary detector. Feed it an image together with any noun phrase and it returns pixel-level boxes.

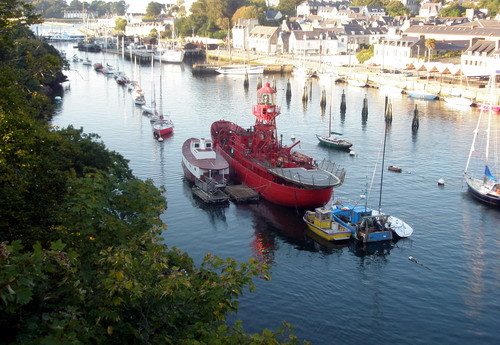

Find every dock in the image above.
[191,186,229,205]
[224,184,260,203]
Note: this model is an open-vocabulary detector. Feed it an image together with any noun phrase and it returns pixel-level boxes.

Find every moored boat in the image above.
[406,90,438,100]
[210,82,346,208]
[152,115,173,139]
[443,96,473,107]
[303,207,351,242]
[476,103,500,113]
[154,46,185,63]
[215,64,264,75]
[347,79,367,87]
[182,137,229,184]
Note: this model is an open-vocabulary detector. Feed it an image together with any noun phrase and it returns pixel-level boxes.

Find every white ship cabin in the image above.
[191,138,216,160]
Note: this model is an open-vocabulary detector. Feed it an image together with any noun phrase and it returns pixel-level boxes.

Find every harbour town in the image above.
[1,1,499,345]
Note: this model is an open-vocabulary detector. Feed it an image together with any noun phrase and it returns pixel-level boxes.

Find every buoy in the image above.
[438,178,445,185]
[54,96,62,102]
[290,134,296,140]
[349,150,356,156]
[157,136,164,142]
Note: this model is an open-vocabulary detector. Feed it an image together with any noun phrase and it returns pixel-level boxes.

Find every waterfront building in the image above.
[288,30,339,55]
[247,26,280,54]
[232,18,259,50]
[373,36,425,68]
[461,40,500,76]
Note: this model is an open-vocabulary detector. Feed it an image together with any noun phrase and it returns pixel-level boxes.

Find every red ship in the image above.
[210,82,345,208]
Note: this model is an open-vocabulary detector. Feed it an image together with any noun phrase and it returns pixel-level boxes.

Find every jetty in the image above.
[225,184,260,203]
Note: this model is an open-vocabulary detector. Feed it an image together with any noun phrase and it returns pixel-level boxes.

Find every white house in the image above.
[247,26,280,54]
[461,40,500,76]
[373,36,425,68]
[232,18,259,50]
[418,3,442,19]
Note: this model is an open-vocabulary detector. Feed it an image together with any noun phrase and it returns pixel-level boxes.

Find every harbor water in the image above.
[51,41,499,345]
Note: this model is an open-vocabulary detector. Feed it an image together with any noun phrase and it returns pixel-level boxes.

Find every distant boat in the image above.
[154,43,185,63]
[82,57,92,66]
[303,207,351,242]
[215,64,264,75]
[476,103,500,113]
[316,83,353,151]
[443,96,473,107]
[406,90,438,100]
[347,79,367,87]
[152,75,174,139]
[292,66,316,78]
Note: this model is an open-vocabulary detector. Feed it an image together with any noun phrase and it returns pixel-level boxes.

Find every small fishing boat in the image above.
[82,58,92,65]
[215,64,264,75]
[93,62,103,71]
[331,203,393,243]
[388,165,402,173]
[303,207,351,242]
[406,90,438,100]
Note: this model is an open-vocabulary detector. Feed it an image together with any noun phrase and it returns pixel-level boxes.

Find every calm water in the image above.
[51,42,499,345]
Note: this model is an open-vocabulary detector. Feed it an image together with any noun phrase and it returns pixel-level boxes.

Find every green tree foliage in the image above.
[350,0,384,7]
[115,17,127,32]
[0,2,307,344]
[232,5,265,25]
[146,1,164,18]
[478,0,499,16]
[356,44,374,64]
[439,3,466,16]
[385,1,410,16]
[425,38,436,62]
[276,0,302,17]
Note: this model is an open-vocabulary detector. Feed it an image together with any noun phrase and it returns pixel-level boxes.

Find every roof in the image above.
[249,26,279,38]
[465,40,497,55]
[404,25,500,38]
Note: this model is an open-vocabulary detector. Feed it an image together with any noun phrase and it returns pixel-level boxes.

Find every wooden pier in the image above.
[224,184,260,203]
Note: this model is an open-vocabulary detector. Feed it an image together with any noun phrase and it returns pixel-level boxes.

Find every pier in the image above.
[225,184,260,203]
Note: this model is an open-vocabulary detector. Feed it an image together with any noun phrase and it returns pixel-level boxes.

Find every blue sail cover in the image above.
[485,165,498,181]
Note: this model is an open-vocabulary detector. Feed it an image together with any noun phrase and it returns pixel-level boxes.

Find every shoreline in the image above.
[207,50,499,104]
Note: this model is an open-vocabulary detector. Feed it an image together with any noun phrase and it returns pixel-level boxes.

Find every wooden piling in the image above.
[412,104,419,132]
[340,89,346,114]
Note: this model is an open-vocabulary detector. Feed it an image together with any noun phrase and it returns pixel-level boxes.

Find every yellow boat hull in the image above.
[303,212,351,242]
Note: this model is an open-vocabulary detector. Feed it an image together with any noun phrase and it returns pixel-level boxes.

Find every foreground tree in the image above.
[0,1,307,344]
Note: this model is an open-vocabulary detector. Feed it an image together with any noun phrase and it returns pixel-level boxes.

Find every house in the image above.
[63,10,97,19]
[124,21,167,37]
[418,3,442,19]
[232,18,259,50]
[373,36,425,68]
[247,26,280,54]
[399,0,420,16]
[288,30,339,55]
[265,10,283,21]
[461,40,500,76]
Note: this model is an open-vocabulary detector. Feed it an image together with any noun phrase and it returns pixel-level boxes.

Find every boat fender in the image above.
[153,132,160,139]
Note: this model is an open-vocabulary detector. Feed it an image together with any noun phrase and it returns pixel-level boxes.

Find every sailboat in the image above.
[141,56,157,115]
[316,83,353,150]
[463,72,500,207]
[328,103,414,242]
[152,74,174,140]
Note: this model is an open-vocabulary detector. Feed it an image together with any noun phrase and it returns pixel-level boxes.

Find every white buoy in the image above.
[437,178,445,185]
[290,134,296,140]
[349,150,356,156]
[54,96,62,102]
[157,137,164,142]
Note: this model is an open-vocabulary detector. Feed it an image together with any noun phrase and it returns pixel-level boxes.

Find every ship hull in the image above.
[216,144,333,208]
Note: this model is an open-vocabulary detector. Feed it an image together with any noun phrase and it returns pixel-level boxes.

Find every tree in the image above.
[110,0,128,15]
[276,0,302,17]
[232,6,265,25]
[0,3,307,344]
[356,44,374,64]
[439,3,466,17]
[425,38,436,62]
[385,1,410,16]
[115,17,127,32]
[350,0,383,6]
[478,0,499,16]
[146,1,164,18]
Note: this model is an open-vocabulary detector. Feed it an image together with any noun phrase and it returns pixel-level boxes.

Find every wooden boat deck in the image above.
[192,186,229,205]
[224,184,260,203]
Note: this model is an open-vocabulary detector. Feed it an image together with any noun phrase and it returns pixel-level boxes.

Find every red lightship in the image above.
[210,82,345,208]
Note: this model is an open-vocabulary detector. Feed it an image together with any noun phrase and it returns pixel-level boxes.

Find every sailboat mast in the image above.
[378,117,388,213]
